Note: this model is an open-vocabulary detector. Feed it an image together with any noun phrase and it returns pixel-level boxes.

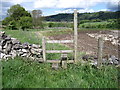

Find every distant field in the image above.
[79,21,119,29]
[43,21,119,30]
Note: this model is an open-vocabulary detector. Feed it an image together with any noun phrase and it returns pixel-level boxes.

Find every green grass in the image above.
[41,29,72,36]
[2,57,118,88]
[43,21,73,28]
[1,29,119,88]
[2,30,42,44]
[27,28,71,31]
[79,21,120,30]
[0,61,2,89]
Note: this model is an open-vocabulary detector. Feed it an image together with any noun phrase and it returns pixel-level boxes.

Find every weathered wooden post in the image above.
[42,37,46,62]
[97,36,103,67]
[74,10,78,63]
[61,53,68,69]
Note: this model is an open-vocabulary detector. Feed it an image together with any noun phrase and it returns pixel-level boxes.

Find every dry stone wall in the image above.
[0,31,43,61]
[86,30,120,46]
[0,31,119,67]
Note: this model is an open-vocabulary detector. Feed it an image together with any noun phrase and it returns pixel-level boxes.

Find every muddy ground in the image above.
[48,30,119,58]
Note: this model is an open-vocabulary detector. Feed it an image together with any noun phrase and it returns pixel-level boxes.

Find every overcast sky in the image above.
[1,0,120,19]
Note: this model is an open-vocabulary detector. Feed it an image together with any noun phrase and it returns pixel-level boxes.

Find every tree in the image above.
[7,4,31,21]
[7,20,17,30]
[2,4,32,30]
[31,10,44,29]
[2,17,13,25]
[19,17,32,30]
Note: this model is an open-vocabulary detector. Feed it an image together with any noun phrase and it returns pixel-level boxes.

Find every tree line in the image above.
[45,11,120,22]
[2,4,43,30]
[45,11,120,29]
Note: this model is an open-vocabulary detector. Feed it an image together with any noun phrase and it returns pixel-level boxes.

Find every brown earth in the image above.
[48,30,119,58]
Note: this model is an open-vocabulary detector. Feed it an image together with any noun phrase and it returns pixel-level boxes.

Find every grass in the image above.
[2,30,42,44]
[43,21,73,28]
[27,28,71,31]
[1,29,119,88]
[2,57,119,88]
[0,61,2,89]
[79,21,120,30]
[41,29,72,36]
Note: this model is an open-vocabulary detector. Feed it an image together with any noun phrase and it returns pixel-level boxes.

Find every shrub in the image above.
[48,22,54,27]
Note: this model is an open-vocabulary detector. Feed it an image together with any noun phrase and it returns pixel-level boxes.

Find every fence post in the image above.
[97,36,103,67]
[61,54,68,69]
[74,10,78,63]
[42,37,46,62]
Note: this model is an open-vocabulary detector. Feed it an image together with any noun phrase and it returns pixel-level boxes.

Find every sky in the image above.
[1,0,120,20]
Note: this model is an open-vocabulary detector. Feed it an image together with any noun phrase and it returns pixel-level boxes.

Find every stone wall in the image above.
[0,31,43,61]
[0,31,119,67]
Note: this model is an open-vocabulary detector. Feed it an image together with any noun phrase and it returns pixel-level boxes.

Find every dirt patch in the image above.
[48,30,119,58]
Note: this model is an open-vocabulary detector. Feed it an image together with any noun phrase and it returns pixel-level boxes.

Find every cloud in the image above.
[2,0,120,9]
[20,2,34,10]
[56,0,88,8]
[55,8,95,13]
[34,0,57,8]
[2,0,34,4]
[55,9,74,13]
[2,0,120,10]
[34,0,98,9]
[1,0,34,16]
[107,1,120,11]
[34,0,120,9]
[1,0,120,20]
[1,2,13,19]
[1,2,12,7]
[78,8,95,13]
[97,9,108,12]
[55,8,110,14]
[55,8,94,14]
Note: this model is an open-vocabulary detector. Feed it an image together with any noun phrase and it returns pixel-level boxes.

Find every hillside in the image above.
[45,11,120,22]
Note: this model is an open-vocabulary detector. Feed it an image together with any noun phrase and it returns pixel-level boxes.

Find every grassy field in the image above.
[2,57,118,88]
[1,29,119,88]
[79,21,119,29]
[43,21,73,28]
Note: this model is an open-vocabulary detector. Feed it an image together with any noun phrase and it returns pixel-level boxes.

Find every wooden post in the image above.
[61,61,67,69]
[97,36,103,67]
[74,10,78,63]
[61,54,68,69]
[42,37,46,62]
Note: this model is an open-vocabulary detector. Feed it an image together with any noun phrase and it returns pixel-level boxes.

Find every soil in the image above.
[48,30,119,58]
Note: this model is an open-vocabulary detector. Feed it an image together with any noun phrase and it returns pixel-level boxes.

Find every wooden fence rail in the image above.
[46,40,74,43]
[42,10,78,69]
[46,50,73,53]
